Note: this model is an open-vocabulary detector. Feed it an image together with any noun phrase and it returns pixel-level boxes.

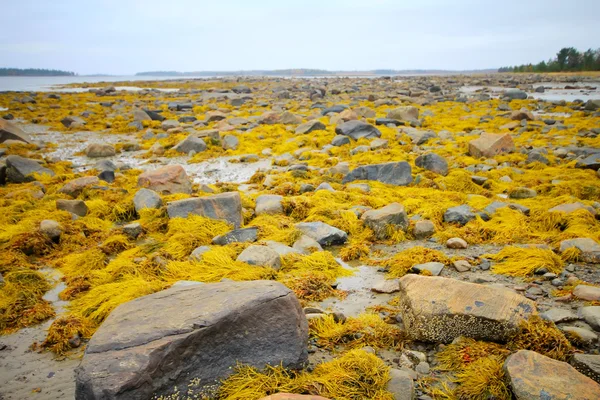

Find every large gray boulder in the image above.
[295,222,347,246]
[5,155,54,183]
[335,120,381,140]
[342,162,412,186]
[0,119,31,144]
[398,275,536,343]
[75,281,308,400]
[166,192,243,228]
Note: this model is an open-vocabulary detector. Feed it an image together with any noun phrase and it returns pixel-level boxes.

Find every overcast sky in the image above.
[2,0,599,75]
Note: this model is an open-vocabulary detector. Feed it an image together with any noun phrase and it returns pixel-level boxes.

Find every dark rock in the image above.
[295,222,347,246]
[343,162,412,186]
[5,155,54,183]
[295,120,326,135]
[74,281,308,400]
[415,153,448,176]
[167,192,243,228]
[56,199,88,217]
[335,120,382,140]
[443,205,475,226]
[0,119,31,144]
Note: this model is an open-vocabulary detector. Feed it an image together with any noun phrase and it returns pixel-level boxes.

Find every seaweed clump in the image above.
[506,314,574,361]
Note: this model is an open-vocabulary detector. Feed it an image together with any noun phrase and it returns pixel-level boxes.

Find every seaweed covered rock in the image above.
[0,119,31,144]
[166,191,243,228]
[137,165,192,195]
[559,238,600,263]
[295,222,348,246]
[335,120,381,140]
[342,162,413,186]
[468,133,515,158]
[5,155,54,183]
[398,275,536,343]
[504,350,600,399]
[75,281,308,400]
[360,202,409,239]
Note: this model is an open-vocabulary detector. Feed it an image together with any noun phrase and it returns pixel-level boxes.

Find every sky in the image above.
[1,0,599,75]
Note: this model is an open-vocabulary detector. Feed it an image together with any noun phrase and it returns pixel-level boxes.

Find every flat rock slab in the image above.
[468,133,514,158]
[0,119,31,143]
[75,281,308,400]
[571,354,600,384]
[167,192,243,228]
[504,350,600,399]
[342,162,413,186]
[398,275,536,343]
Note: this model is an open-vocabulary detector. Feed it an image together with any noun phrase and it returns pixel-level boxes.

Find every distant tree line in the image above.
[499,47,600,73]
[0,68,76,76]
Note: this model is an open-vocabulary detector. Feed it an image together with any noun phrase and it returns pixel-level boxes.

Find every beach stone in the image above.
[576,153,600,171]
[56,199,88,217]
[335,120,381,140]
[404,128,437,145]
[280,112,302,125]
[292,235,323,253]
[468,133,515,158]
[59,176,99,197]
[549,202,596,216]
[40,220,62,241]
[559,238,600,263]
[61,116,86,128]
[540,308,578,324]
[360,202,409,240]
[504,350,600,399]
[264,241,301,256]
[295,120,326,135]
[574,285,600,302]
[342,162,412,186]
[579,306,600,331]
[212,227,258,245]
[387,106,419,122]
[370,138,388,150]
[331,135,351,146]
[315,182,335,192]
[255,194,283,215]
[446,237,468,249]
[173,136,206,154]
[295,222,348,246]
[74,281,308,400]
[166,192,243,228]
[571,354,600,384]
[0,119,31,143]
[398,275,536,343]
[137,165,192,195]
[413,220,435,239]
[5,155,54,183]
[386,368,414,400]
[86,144,116,158]
[237,245,281,270]
[415,153,448,176]
[443,205,475,226]
[132,108,151,122]
[98,170,115,183]
[143,110,165,122]
[133,188,162,212]
[504,89,528,100]
[453,260,471,272]
[123,223,142,239]
[189,246,211,262]
[509,187,537,199]
[354,106,376,118]
[562,326,598,345]
[221,134,239,150]
[161,119,179,130]
[510,108,535,121]
[412,262,444,276]
[372,279,400,294]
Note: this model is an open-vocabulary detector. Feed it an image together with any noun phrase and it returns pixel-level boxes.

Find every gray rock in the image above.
[161,119,179,130]
[189,246,211,262]
[576,153,600,171]
[5,155,54,183]
[295,222,348,246]
[509,187,537,199]
[443,205,475,226]
[212,227,258,245]
[413,220,435,239]
[56,199,88,217]
[237,245,281,269]
[0,119,31,144]
[58,176,99,197]
[386,368,414,400]
[343,162,412,186]
[371,279,400,294]
[412,262,444,276]
[292,235,323,254]
[122,223,142,239]
[541,308,579,324]
[573,285,600,302]
[74,281,308,400]
[335,120,382,140]
[221,134,239,150]
[133,188,162,213]
[315,182,335,192]
[350,145,370,155]
[504,89,528,100]
[579,306,600,331]
[255,194,283,215]
[331,135,351,146]
[295,120,326,135]
[174,136,206,154]
[415,153,448,176]
[361,203,409,239]
[263,241,301,256]
[40,220,62,241]
[562,326,598,344]
[387,106,419,122]
[167,192,243,228]
[98,170,115,183]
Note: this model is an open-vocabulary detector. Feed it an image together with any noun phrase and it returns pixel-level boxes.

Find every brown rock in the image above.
[0,119,31,144]
[137,165,192,195]
[398,275,536,343]
[446,237,468,249]
[56,199,88,217]
[86,144,116,158]
[504,350,600,399]
[468,133,515,158]
[573,285,600,302]
[59,176,100,197]
[510,108,535,121]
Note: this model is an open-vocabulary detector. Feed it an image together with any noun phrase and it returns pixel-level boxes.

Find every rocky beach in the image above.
[1,73,600,400]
